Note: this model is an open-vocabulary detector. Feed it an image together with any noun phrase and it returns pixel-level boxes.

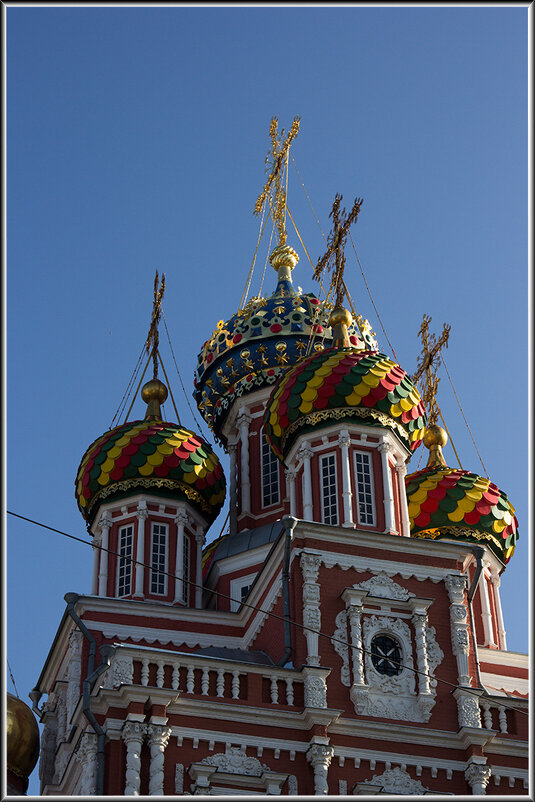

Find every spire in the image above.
[145,270,166,381]
[412,314,451,427]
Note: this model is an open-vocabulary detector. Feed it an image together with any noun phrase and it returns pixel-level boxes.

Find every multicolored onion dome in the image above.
[405,426,518,564]
[265,342,427,461]
[75,380,226,526]
[194,244,377,444]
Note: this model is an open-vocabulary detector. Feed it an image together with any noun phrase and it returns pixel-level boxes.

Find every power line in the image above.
[7,510,528,718]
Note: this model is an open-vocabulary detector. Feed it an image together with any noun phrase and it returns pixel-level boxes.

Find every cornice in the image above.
[477,647,529,668]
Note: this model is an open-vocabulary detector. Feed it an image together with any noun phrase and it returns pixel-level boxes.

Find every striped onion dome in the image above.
[75,379,226,526]
[194,244,377,445]
[405,425,518,564]
[264,308,426,461]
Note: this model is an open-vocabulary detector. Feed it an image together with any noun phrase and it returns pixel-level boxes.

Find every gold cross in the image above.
[145,271,166,379]
[412,314,451,425]
[254,116,300,246]
[314,193,363,307]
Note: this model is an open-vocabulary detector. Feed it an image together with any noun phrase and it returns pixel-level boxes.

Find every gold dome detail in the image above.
[269,243,299,276]
[423,423,448,467]
[6,693,40,781]
[141,378,168,419]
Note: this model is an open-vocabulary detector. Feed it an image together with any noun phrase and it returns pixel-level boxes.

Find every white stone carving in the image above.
[304,673,328,708]
[110,654,134,688]
[465,761,492,794]
[445,575,471,686]
[332,609,351,687]
[306,743,334,795]
[175,763,184,794]
[67,629,83,725]
[76,732,98,795]
[200,747,270,776]
[147,724,172,795]
[301,552,322,665]
[288,774,298,794]
[353,571,414,601]
[39,712,57,792]
[455,690,482,729]
[363,615,415,694]
[365,766,429,794]
[123,721,146,795]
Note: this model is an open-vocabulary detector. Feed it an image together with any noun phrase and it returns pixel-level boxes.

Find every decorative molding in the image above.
[353,571,414,601]
[301,552,322,665]
[200,747,271,777]
[465,760,492,794]
[358,766,429,795]
[75,732,98,795]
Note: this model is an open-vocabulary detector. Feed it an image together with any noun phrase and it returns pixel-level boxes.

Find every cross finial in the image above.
[314,193,363,307]
[145,270,166,380]
[254,116,300,246]
[412,314,451,426]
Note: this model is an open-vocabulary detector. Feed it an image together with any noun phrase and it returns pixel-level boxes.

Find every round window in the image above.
[370,634,402,676]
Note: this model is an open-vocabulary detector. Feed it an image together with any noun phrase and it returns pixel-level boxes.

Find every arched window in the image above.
[370,634,402,676]
[320,453,338,524]
[261,428,280,507]
[354,450,376,526]
[117,525,133,597]
[150,523,167,595]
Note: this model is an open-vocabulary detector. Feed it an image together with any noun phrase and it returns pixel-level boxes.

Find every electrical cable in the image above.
[7,510,528,718]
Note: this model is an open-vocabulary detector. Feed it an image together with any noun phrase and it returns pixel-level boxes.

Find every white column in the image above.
[490,570,507,649]
[285,467,297,517]
[464,760,491,795]
[147,724,172,795]
[480,564,497,647]
[237,408,252,515]
[173,510,188,603]
[97,512,112,596]
[91,534,100,594]
[76,732,98,795]
[378,438,395,533]
[395,457,411,537]
[228,440,238,535]
[134,502,148,598]
[410,602,432,696]
[194,528,205,609]
[445,574,471,686]
[338,430,354,527]
[122,721,146,795]
[298,442,314,521]
[306,742,334,795]
[301,552,321,665]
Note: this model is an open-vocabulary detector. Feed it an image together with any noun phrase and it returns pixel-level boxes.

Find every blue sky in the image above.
[6,6,528,795]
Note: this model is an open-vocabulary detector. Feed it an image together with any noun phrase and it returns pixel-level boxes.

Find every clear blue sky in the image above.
[6,7,528,795]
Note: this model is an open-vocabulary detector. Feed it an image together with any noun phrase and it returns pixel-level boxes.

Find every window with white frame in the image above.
[354,450,376,525]
[117,525,133,597]
[320,452,338,524]
[229,573,256,612]
[150,523,167,595]
[182,534,190,604]
[261,428,280,507]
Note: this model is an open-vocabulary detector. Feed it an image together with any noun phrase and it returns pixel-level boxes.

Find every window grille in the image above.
[371,634,402,676]
[261,429,280,507]
[354,451,376,525]
[150,523,167,595]
[117,525,133,597]
[320,453,338,524]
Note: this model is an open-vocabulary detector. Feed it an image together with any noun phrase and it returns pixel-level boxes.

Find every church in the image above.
[19,119,528,796]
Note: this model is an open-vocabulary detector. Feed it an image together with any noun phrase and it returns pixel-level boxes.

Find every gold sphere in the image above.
[329,306,352,329]
[141,379,168,405]
[269,244,299,272]
[6,693,40,781]
[423,424,448,449]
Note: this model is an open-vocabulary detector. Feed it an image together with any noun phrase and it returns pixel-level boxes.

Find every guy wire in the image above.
[441,353,488,477]
[157,350,181,424]
[110,344,146,429]
[239,201,269,310]
[7,658,19,697]
[123,353,152,423]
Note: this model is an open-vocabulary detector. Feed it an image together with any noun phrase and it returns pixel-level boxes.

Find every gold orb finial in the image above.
[269,243,299,282]
[141,378,168,419]
[328,305,352,346]
[423,423,448,467]
[7,693,40,786]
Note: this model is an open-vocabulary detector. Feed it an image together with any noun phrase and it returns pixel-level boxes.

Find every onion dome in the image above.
[264,306,426,461]
[75,379,226,526]
[194,243,378,444]
[405,425,518,564]
[7,693,40,790]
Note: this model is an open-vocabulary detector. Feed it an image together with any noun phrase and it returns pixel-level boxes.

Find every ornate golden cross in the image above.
[314,193,363,307]
[412,314,451,425]
[254,116,300,246]
[145,270,166,379]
